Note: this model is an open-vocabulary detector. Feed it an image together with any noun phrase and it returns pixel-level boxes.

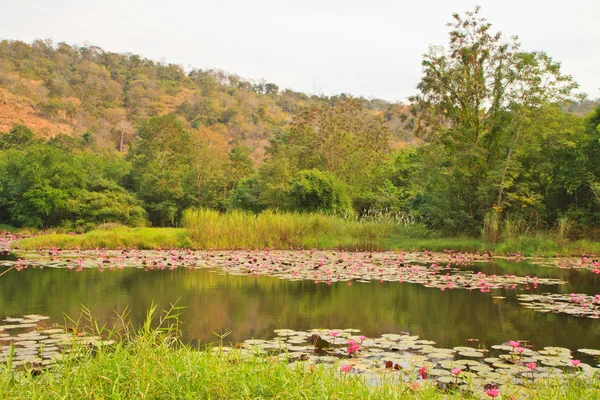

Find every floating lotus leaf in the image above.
[274,329,298,336]
[367,348,385,354]
[541,359,571,367]
[483,357,501,364]
[401,335,420,342]
[1,324,38,330]
[439,360,466,369]
[453,346,477,352]
[578,348,600,356]
[436,375,459,384]
[381,334,403,341]
[23,315,50,320]
[428,352,454,360]
[493,362,515,369]
[286,339,306,345]
[3,318,26,323]
[470,365,493,373]
[458,351,484,358]
[460,360,481,367]
[428,368,451,376]
[41,329,65,335]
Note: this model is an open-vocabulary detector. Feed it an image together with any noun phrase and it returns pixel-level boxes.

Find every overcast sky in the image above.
[1,0,598,101]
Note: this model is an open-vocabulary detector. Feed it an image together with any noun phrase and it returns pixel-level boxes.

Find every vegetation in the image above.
[13,209,600,256]
[0,8,599,250]
[1,307,598,399]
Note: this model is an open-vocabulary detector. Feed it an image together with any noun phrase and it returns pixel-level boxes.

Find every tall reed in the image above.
[182,209,394,250]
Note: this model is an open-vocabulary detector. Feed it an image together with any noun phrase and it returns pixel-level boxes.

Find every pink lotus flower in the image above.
[418,366,427,379]
[526,362,536,370]
[340,364,352,373]
[485,387,500,398]
[451,367,462,376]
[571,359,581,367]
[509,340,519,348]
[347,340,360,355]
[359,335,366,342]
[330,331,339,337]
[517,347,525,354]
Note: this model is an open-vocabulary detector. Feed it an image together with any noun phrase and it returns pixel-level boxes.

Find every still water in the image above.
[0,258,598,351]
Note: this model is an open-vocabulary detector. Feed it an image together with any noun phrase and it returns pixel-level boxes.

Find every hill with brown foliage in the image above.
[0,39,415,159]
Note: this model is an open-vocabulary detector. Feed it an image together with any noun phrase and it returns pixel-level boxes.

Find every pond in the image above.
[1,249,599,355]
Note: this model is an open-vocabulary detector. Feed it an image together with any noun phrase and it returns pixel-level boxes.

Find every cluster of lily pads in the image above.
[528,255,600,274]
[2,249,568,296]
[0,315,112,369]
[518,293,600,319]
[4,245,599,323]
[229,328,599,394]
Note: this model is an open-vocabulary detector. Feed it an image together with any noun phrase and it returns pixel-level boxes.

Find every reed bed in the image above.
[182,209,398,251]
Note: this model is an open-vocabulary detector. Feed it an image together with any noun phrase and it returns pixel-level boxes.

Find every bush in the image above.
[287,169,352,214]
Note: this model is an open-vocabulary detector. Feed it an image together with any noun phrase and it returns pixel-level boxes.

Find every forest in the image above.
[0,8,599,241]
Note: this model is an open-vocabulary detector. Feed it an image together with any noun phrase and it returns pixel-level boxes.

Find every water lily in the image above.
[340,364,352,373]
[451,367,462,376]
[347,339,360,356]
[571,359,581,368]
[484,387,500,398]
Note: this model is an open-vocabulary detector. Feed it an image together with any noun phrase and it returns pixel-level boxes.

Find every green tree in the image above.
[0,125,36,149]
[287,169,352,214]
[263,96,390,210]
[128,114,193,226]
[410,7,579,233]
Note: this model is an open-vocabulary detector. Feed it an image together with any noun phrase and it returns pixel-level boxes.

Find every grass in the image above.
[182,209,405,251]
[9,209,600,256]
[1,306,598,399]
[14,227,188,250]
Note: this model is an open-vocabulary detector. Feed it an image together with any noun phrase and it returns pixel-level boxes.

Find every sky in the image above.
[1,0,598,101]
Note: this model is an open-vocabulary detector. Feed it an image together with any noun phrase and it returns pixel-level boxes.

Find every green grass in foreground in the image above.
[1,307,598,400]
[11,209,600,256]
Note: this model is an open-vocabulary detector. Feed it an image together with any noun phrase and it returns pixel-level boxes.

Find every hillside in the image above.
[0,39,414,159]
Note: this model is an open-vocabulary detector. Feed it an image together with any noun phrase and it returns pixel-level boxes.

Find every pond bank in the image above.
[8,226,600,257]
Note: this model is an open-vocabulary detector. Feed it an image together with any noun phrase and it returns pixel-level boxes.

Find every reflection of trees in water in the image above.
[0,265,597,350]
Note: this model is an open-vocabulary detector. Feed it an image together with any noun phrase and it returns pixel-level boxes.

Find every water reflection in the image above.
[0,261,598,351]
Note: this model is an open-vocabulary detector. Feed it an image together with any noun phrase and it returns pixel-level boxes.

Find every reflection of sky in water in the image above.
[0,259,598,353]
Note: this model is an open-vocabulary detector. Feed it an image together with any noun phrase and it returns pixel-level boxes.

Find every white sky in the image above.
[1,0,598,101]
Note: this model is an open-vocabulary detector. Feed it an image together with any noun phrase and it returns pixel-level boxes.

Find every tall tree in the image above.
[128,114,192,226]
[410,7,579,233]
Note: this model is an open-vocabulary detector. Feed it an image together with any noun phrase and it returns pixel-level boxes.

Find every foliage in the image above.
[1,307,599,399]
[0,143,147,229]
[0,12,598,238]
[410,7,584,234]
[287,169,352,214]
